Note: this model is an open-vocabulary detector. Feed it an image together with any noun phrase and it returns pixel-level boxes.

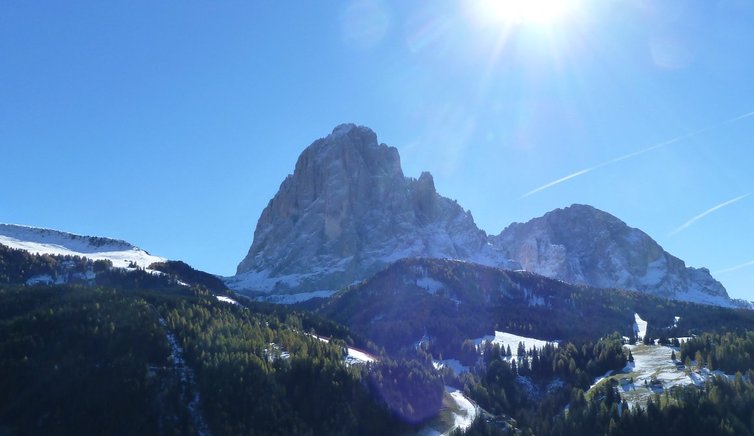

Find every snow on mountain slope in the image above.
[493,204,738,308]
[0,224,165,269]
[633,313,648,341]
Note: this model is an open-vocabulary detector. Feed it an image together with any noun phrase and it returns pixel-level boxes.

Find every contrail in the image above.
[715,259,754,275]
[668,193,752,236]
[521,168,593,198]
[520,110,754,198]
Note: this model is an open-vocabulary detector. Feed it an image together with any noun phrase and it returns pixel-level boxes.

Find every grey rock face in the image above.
[493,204,732,306]
[229,125,734,308]
[231,124,503,294]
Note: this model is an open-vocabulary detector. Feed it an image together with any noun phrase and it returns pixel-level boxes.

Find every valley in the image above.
[1,125,753,435]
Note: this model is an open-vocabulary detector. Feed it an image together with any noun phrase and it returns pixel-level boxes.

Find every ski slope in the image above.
[633,313,648,340]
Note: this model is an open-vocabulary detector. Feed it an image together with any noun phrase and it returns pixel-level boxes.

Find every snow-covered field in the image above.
[474,331,558,353]
[604,343,733,408]
[215,295,239,305]
[344,347,377,365]
[588,339,735,408]
[0,223,165,269]
[588,314,721,408]
[433,359,470,374]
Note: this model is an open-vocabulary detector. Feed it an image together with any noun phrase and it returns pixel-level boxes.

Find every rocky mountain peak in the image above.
[230,125,500,296]
[493,204,732,306]
[228,125,735,308]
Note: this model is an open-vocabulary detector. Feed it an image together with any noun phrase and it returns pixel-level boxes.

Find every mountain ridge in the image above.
[493,204,736,307]
[319,257,754,357]
[230,124,737,308]
[0,223,164,269]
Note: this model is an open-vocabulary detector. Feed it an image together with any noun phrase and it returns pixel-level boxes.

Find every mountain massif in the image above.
[3,124,754,436]
[228,124,513,297]
[228,124,737,308]
[494,204,733,307]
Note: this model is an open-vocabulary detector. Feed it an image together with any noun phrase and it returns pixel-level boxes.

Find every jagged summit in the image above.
[229,125,509,296]
[330,123,376,139]
[229,125,735,308]
[493,204,734,307]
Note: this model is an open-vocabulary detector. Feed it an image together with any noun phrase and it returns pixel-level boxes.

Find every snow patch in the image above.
[432,359,470,374]
[345,347,376,365]
[416,277,445,295]
[26,274,56,285]
[633,313,647,340]
[474,331,558,353]
[215,295,239,305]
[446,386,477,432]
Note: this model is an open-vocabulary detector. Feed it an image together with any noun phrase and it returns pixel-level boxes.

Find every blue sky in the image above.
[2,1,753,300]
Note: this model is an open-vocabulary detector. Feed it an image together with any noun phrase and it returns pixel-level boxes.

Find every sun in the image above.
[475,0,576,25]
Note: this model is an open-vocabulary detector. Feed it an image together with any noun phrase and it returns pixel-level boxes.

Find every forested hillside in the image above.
[2,249,754,435]
[320,258,754,361]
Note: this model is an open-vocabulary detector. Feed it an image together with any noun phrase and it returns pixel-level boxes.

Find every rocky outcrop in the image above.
[492,204,734,307]
[229,124,509,295]
[229,125,736,308]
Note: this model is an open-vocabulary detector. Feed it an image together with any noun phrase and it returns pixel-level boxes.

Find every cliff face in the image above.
[228,125,735,308]
[230,124,503,295]
[493,204,732,306]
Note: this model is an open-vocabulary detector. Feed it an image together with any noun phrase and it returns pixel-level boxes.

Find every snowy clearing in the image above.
[433,359,470,374]
[214,295,239,305]
[419,386,478,436]
[416,276,445,295]
[308,334,378,365]
[587,342,735,409]
[345,347,376,364]
[474,331,558,353]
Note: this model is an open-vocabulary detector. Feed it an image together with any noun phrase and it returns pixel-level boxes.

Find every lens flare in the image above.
[474,0,577,25]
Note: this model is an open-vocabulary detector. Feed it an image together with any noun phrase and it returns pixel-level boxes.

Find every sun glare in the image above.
[476,0,576,25]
